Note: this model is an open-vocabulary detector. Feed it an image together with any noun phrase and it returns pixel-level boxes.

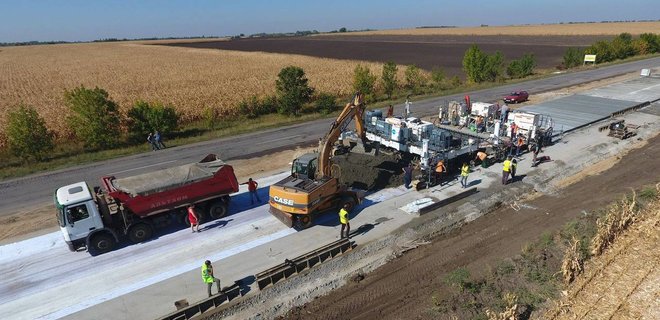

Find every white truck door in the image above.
[65,201,102,242]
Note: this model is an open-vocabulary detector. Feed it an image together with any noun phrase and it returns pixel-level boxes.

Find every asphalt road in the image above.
[1,57,659,216]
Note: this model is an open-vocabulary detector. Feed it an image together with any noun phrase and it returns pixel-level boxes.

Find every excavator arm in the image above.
[318,93,366,178]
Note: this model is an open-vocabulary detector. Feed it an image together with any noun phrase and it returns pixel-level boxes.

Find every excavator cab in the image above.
[291,153,318,180]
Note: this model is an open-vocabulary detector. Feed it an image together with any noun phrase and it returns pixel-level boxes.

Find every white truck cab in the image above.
[55,182,105,252]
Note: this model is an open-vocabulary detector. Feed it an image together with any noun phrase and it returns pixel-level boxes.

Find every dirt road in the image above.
[281,135,659,320]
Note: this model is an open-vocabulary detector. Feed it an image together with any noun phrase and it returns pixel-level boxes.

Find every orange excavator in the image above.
[268,93,368,229]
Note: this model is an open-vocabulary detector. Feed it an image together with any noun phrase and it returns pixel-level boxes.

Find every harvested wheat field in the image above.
[0,41,384,146]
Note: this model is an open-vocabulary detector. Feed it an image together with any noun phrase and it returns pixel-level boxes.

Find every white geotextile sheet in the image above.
[113,160,226,196]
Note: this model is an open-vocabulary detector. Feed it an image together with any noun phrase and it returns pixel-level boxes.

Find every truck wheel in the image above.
[89,233,115,255]
[294,214,313,229]
[209,203,228,219]
[128,223,153,243]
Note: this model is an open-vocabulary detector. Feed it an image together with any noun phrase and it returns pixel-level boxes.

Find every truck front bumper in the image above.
[65,238,86,252]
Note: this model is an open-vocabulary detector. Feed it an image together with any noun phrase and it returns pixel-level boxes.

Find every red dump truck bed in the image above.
[100,157,239,217]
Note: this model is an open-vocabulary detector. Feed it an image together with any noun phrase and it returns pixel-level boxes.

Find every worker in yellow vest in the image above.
[201,260,221,297]
[339,203,350,239]
[460,162,470,188]
[502,156,512,185]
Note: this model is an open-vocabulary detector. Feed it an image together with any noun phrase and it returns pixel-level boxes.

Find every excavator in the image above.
[268,93,369,229]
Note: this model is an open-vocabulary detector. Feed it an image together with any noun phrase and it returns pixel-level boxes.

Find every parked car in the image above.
[504,91,529,104]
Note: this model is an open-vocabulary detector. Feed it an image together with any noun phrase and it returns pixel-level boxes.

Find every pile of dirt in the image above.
[332,152,407,190]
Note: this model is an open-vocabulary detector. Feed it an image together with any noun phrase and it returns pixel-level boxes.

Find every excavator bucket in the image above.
[269,206,294,228]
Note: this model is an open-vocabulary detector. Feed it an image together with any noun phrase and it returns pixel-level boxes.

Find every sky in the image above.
[0,0,658,43]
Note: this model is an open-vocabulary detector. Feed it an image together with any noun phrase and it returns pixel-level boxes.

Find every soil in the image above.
[278,134,660,320]
[332,151,406,191]
[165,35,612,75]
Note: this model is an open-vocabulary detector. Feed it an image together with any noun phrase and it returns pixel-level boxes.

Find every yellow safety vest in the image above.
[503,160,511,172]
[461,164,469,176]
[339,208,349,224]
[201,264,214,283]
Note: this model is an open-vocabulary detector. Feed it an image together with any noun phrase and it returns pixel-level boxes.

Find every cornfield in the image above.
[0,41,387,147]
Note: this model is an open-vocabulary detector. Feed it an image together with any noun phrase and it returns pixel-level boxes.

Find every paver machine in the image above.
[268,93,368,229]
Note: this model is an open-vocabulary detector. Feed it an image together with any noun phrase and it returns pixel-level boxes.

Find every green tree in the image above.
[5,105,54,161]
[64,86,121,149]
[352,64,377,101]
[483,51,505,82]
[404,65,426,94]
[430,67,445,89]
[339,27,347,33]
[462,44,488,83]
[275,66,314,115]
[449,75,462,89]
[506,53,536,79]
[127,101,178,142]
[314,92,337,114]
[381,61,398,99]
[563,47,584,68]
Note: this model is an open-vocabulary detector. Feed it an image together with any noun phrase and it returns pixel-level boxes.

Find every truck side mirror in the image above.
[66,212,74,227]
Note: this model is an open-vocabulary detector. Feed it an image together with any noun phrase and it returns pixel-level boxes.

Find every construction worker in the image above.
[339,203,350,239]
[511,158,518,182]
[188,204,199,233]
[386,104,394,118]
[201,260,221,297]
[475,150,488,168]
[241,178,261,205]
[510,122,518,137]
[515,134,525,156]
[403,163,413,189]
[460,162,470,188]
[435,160,447,186]
[502,156,512,185]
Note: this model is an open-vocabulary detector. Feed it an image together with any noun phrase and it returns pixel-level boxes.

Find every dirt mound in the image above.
[332,152,405,190]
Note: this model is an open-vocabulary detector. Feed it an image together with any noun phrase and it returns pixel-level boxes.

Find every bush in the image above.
[5,105,54,161]
[639,33,659,53]
[586,40,613,63]
[314,92,337,114]
[381,61,398,99]
[484,51,505,82]
[404,65,426,94]
[431,67,446,89]
[563,47,584,69]
[64,86,122,149]
[506,53,536,79]
[353,64,377,101]
[610,33,634,60]
[449,75,462,89]
[237,95,278,119]
[276,66,314,116]
[127,101,178,142]
[203,107,219,129]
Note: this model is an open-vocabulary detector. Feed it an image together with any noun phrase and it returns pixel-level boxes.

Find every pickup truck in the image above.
[504,91,529,104]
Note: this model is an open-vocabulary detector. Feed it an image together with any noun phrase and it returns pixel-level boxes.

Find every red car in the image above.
[504,91,529,104]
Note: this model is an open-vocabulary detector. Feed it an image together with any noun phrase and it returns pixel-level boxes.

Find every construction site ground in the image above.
[278,133,660,320]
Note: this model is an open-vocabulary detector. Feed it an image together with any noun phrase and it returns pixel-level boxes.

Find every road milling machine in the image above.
[268,93,369,229]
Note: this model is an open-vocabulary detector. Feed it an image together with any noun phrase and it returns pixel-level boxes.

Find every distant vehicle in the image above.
[504,91,529,104]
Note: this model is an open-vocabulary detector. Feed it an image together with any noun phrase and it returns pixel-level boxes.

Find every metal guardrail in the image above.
[255,238,353,290]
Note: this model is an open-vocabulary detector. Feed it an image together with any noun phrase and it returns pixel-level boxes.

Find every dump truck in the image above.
[268,94,367,229]
[55,154,239,255]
